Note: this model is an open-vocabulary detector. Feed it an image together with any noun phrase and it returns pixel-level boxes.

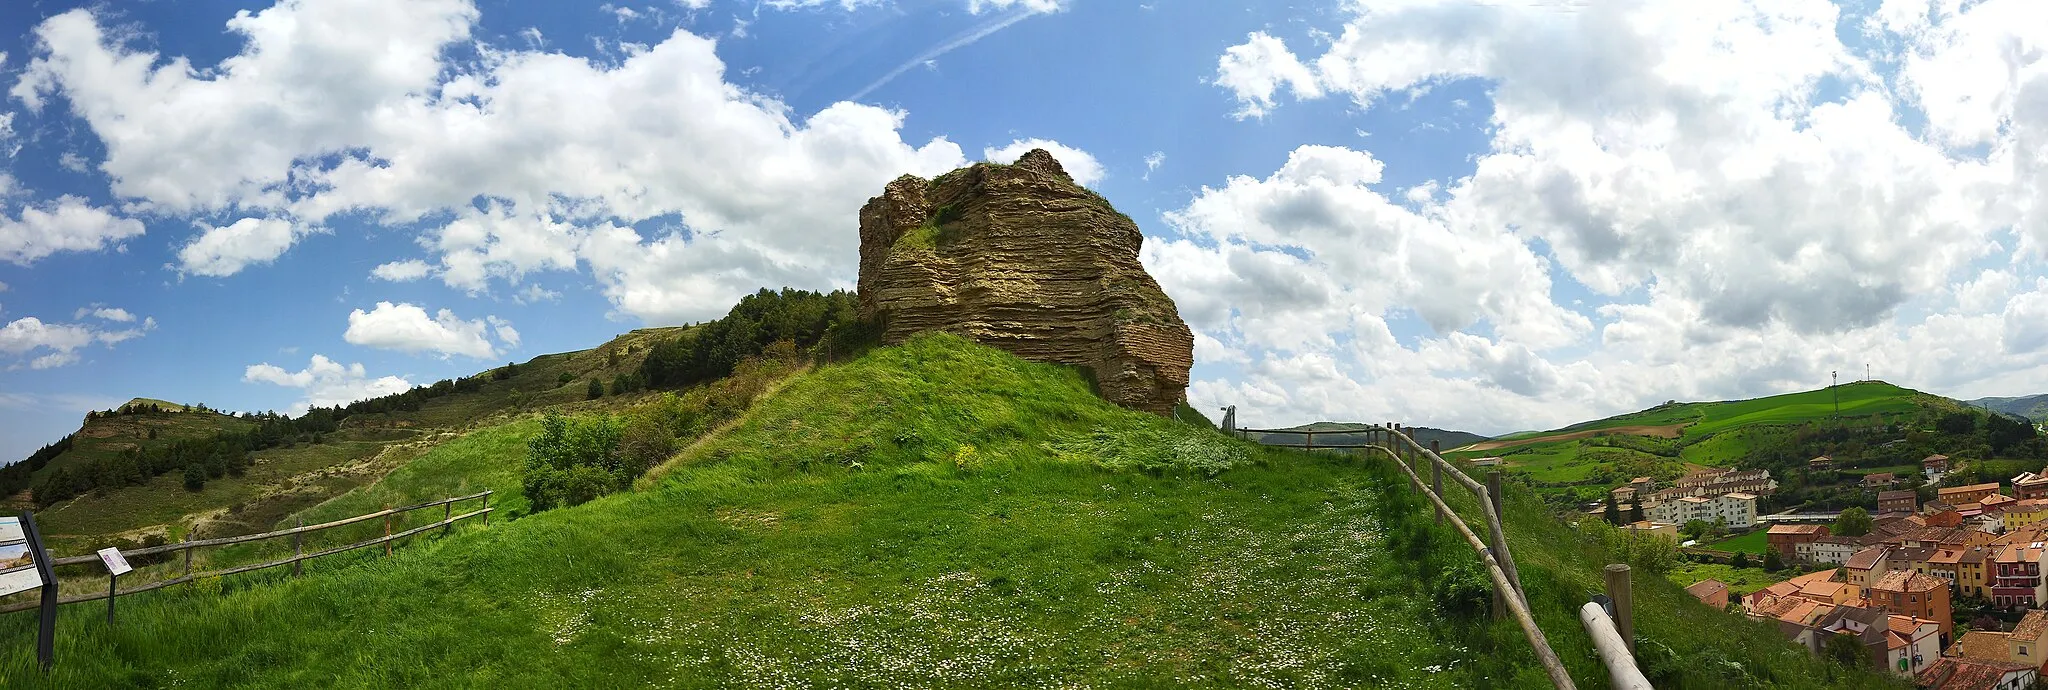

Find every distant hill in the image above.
[1967,394,2048,422]
[13,325,684,552]
[1238,421,1487,451]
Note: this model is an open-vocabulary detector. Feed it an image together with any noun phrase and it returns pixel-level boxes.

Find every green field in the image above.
[1665,562,1789,597]
[0,335,1898,688]
[1449,381,1949,496]
[1702,530,1772,555]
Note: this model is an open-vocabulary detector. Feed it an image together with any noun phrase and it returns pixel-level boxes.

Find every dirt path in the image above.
[1460,422,1690,452]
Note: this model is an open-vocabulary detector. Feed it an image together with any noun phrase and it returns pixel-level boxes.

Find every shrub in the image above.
[522,411,625,512]
[587,378,605,400]
[619,412,678,476]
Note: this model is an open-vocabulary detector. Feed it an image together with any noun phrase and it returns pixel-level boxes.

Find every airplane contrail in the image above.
[849,7,1040,102]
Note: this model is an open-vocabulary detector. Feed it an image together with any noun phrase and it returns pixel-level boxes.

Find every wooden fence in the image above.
[1,490,493,615]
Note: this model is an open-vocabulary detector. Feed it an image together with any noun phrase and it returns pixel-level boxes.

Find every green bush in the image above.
[522,411,625,512]
[586,378,605,400]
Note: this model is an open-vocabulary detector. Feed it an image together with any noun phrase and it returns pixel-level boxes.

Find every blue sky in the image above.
[2,0,2046,461]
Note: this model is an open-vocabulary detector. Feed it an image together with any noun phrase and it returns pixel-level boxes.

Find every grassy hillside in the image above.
[0,335,1896,688]
[1447,381,1965,504]
[1970,394,2048,422]
[31,406,253,483]
[16,327,682,556]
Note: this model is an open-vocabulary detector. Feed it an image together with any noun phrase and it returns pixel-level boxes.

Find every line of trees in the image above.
[638,288,872,390]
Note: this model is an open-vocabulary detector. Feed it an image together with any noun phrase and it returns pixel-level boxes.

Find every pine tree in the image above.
[1627,501,1644,524]
[1763,548,1786,572]
[587,378,605,400]
[1604,495,1622,525]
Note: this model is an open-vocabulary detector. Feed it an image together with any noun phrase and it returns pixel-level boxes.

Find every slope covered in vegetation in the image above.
[0,335,1895,688]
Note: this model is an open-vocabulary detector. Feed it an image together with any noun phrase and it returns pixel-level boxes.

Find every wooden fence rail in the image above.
[1,491,492,615]
[1233,423,1580,690]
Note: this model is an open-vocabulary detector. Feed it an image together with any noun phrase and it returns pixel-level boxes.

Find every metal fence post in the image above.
[106,572,117,625]
[1605,564,1635,655]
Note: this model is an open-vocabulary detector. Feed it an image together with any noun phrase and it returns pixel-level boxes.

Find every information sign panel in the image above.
[97,547,132,576]
[0,517,42,597]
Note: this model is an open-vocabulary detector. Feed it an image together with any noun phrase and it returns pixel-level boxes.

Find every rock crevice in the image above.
[855,149,1194,414]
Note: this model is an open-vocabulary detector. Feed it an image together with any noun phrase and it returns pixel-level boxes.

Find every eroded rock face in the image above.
[856,149,1195,414]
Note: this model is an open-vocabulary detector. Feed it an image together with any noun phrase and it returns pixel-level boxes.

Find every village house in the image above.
[1891,545,1938,578]
[1929,509,1968,528]
[1992,541,2048,610]
[1811,455,1834,469]
[1930,546,1967,587]
[1769,524,1830,560]
[1645,496,1714,525]
[2004,499,2048,531]
[1932,610,2048,686]
[1799,606,1942,677]
[1654,467,1778,500]
[1918,657,2038,690]
[1716,492,1758,528]
[1627,476,1654,495]
[1687,579,1729,610]
[1880,489,1920,514]
[1845,546,1893,596]
[1985,493,2019,512]
[1926,454,1951,479]
[1865,472,1900,488]
[2018,472,2048,500]
[1798,536,1864,566]
[1868,570,1954,643]
[1625,520,1679,541]
[1957,546,1998,599]
[1609,484,1636,503]
[1962,610,2048,671]
[1943,483,2005,506]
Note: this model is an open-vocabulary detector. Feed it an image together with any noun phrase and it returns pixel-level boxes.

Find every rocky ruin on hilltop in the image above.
[856,149,1194,414]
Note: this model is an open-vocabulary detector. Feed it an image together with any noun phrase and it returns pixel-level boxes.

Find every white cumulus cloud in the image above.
[243,354,413,414]
[0,195,144,265]
[15,1,966,320]
[984,138,1105,187]
[343,301,510,359]
[177,217,315,277]
[370,259,433,282]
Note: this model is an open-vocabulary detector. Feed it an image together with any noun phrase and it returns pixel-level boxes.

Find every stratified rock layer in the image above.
[856,149,1194,415]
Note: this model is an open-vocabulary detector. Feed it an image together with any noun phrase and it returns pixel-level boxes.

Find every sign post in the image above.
[97,547,132,625]
[8,513,57,672]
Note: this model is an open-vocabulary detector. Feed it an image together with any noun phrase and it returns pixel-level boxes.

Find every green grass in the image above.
[0,335,1900,688]
[1838,464,1917,477]
[1665,562,1788,596]
[1701,530,1772,556]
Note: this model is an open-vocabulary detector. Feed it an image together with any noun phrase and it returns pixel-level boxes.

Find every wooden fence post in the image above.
[443,500,453,536]
[1487,471,1508,619]
[1431,440,1444,525]
[182,535,193,585]
[1605,563,1635,655]
[483,493,491,527]
[293,515,303,577]
[384,506,393,557]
